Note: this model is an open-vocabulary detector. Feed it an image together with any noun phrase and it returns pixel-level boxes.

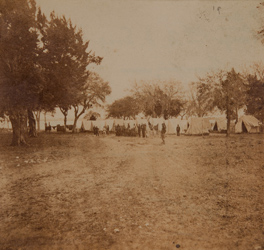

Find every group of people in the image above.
[93,124,110,136]
[115,122,181,144]
[115,123,150,137]
[115,124,137,137]
[91,121,181,144]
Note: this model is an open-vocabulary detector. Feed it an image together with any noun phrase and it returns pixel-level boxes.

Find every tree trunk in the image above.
[235,107,238,124]
[72,105,86,133]
[72,115,78,133]
[64,115,67,131]
[28,109,37,137]
[59,108,68,132]
[226,103,231,137]
[9,110,28,146]
[35,110,41,131]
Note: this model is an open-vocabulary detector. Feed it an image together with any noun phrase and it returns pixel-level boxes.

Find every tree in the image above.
[84,111,101,120]
[131,80,185,119]
[214,68,247,136]
[107,96,140,119]
[72,72,111,132]
[187,79,216,117]
[245,74,264,123]
[39,12,103,130]
[0,0,44,145]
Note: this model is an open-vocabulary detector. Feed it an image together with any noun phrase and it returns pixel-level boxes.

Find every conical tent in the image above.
[81,120,93,131]
[212,117,227,132]
[235,115,261,133]
[185,117,210,135]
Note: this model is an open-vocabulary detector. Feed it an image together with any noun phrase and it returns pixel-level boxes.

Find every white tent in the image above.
[114,119,124,126]
[91,120,106,131]
[212,117,227,132]
[136,118,149,125]
[105,119,115,131]
[124,120,137,128]
[148,117,166,131]
[167,119,188,134]
[185,117,211,135]
[235,115,261,133]
[81,120,93,131]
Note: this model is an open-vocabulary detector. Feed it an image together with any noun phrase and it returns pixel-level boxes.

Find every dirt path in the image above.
[0,133,263,250]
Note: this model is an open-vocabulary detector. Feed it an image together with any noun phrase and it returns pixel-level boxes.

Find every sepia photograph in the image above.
[0,0,263,249]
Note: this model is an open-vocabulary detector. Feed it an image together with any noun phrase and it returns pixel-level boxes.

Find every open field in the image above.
[0,132,263,250]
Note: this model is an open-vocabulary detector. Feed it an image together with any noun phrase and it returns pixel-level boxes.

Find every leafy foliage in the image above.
[0,0,43,112]
[72,72,111,131]
[214,68,247,121]
[245,75,264,122]
[187,79,216,117]
[107,96,140,119]
[131,80,185,119]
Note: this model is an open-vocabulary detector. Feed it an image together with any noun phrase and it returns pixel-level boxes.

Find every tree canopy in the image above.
[0,0,110,144]
[131,80,185,119]
[107,96,140,119]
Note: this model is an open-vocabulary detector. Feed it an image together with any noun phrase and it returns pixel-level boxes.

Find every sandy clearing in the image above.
[0,132,263,250]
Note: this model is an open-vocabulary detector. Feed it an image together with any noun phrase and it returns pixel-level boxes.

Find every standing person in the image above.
[176,124,180,136]
[142,124,146,138]
[138,124,141,137]
[161,122,166,144]
[106,125,110,135]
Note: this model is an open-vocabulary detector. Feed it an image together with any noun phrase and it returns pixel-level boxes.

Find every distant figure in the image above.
[161,122,166,144]
[45,122,51,133]
[93,126,99,136]
[106,125,110,135]
[176,124,180,136]
[142,124,146,138]
[115,124,119,136]
[138,124,141,137]
[95,126,99,136]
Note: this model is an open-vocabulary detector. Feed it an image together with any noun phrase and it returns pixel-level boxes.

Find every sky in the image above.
[35,0,264,105]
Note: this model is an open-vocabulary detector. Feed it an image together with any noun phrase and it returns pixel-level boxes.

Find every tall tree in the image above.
[187,79,216,117]
[0,0,43,145]
[72,72,111,132]
[245,74,264,123]
[214,68,247,136]
[39,12,102,130]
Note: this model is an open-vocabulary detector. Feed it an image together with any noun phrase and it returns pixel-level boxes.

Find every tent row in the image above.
[80,118,188,134]
[186,115,262,135]
[80,115,262,135]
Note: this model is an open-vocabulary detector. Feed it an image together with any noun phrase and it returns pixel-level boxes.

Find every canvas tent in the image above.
[113,119,124,127]
[91,120,106,131]
[148,117,167,131]
[185,117,211,135]
[105,119,115,131]
[212,117,227,132]
[235,115,261,133]
[124,120,136,128]
[136,118,149,125]
[167,119,188,134]
[80,120,93,131]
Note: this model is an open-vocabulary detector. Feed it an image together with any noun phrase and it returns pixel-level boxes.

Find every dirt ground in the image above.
[0,131,263,250]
